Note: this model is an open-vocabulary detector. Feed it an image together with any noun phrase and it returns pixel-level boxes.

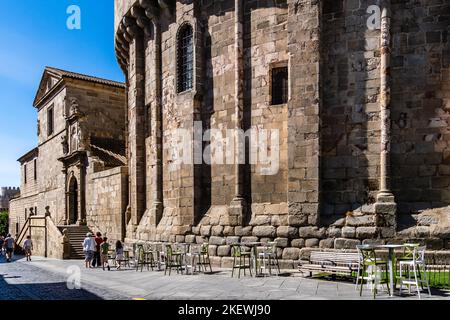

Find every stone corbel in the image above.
[123,16,141,40]
[131,5,153,37]
[140,0,161,20]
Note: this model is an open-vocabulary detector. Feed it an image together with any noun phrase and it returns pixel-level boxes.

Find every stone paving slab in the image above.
[1,255,450,300]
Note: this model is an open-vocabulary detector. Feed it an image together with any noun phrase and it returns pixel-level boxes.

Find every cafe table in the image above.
[363,243,417,297]
[238,242,262,276]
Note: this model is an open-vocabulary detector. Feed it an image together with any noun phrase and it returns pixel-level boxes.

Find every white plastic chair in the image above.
[398,246,431,298]
[258,242,280,276]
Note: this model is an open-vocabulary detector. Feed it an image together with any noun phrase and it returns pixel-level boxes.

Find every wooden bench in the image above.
[298,251,360,278]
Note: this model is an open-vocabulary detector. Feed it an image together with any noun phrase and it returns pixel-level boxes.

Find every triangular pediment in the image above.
[33,67,64,107]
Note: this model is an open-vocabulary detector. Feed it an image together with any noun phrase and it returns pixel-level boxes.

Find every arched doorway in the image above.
[68,177,78,224]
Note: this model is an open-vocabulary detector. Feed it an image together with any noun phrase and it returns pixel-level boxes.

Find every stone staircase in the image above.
[58,225,93,259]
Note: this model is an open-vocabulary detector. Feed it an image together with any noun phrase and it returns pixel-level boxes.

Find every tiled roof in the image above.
[45,67,125,88]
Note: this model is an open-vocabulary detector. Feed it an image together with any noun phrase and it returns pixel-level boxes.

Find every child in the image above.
[115,240,124,270]
[23,235,33,261]
[100,237,110,271]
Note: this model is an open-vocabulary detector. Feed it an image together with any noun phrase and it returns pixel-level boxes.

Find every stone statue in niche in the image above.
[61,134,69,154]
[71,125,78,152]
[69,97,80,116]
[77,126,85,150]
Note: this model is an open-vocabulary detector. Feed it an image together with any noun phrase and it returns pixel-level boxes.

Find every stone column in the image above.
[287,0,321,228]
[141,2,164,225]
[125,16,147,228]
[229,0,246,226]
[375,0,397,237]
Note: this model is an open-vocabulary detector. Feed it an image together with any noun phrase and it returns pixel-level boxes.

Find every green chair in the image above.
[164,244,184,275]
[135,243,156,272]
[356,245,390,298]
[196,243,212,273]
[231,244,252,278]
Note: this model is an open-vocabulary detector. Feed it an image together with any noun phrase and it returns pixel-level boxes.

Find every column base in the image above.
[149,201,163,226]
[228,197,246,226]
[375,190,397,237]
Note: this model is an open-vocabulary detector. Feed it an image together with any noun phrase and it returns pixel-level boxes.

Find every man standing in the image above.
[4,234,15,262]
[92,232,103,268]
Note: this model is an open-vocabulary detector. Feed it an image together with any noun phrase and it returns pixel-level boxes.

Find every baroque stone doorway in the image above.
[68,177,78,224]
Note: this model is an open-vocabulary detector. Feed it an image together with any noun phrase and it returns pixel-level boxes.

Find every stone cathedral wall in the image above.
[116,0,450,265]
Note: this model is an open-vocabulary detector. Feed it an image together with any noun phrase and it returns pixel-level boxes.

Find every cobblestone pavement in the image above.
[1,254,449,300]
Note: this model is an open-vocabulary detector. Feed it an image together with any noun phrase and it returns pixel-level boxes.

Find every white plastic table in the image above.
[363,244,407,297]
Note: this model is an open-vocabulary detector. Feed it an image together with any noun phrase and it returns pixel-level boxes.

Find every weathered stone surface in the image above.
[430,226,450,239]
[226,236,240,245]
[241,236,259,244]
[334,238,361,250]
[288,215,308,227]
[185,235,196,243]
[208,245,217,256]
[298,227,326,239]
[341,227,356,238]
[217,245,231,256]
[290,239,305,248]
[355,227,378,239]
[223,226,235,236]
[209,236,226,246]
[319,238,334,249]
[211,225,224,236]
[277,226,298,238]
[346,214,375,227]
[200,225,212,237]
[282,248,300,260]
[417,215,439,226]
[235,226,253,237]
[175,235,185,243]
[327,227,341,238]
[196,236,206,244]
[362,239,385,246]
[415,226,431,238]
[252,226,276,238]
[274,237,289,248]
[250,215,271,226]
[305,238,319,248]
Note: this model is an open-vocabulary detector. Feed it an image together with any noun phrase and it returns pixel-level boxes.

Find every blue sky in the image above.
[0,0,124,187]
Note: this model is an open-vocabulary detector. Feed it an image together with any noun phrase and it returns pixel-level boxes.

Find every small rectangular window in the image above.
[24,164,27,184]
[47,106,54,136]
[271,66,288,105]
[34,159,37,180]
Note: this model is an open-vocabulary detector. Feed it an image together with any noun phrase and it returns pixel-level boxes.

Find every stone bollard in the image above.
[62,228,71,259]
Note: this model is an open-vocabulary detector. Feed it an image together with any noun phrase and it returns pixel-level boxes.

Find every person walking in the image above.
[4,234,15,262]
[82,233,96,268]
[92,232,103,268]
[23,235,33,261]
[100,237,110,271]
[115,240,124,270]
